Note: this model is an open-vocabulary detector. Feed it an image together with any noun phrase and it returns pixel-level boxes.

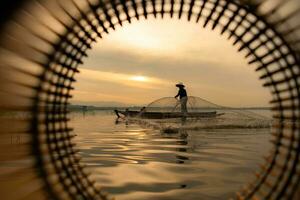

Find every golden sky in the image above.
[71,16,271,107]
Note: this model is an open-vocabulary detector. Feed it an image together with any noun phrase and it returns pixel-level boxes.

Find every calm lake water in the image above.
[71,110,272,200]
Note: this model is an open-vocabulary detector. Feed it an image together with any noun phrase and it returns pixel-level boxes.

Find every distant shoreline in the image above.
[68,104,271,111]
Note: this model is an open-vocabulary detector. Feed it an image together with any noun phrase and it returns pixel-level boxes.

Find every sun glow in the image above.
[130,76,148,82]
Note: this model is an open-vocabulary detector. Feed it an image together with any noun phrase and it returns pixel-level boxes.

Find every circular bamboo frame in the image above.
[0,0,299,199]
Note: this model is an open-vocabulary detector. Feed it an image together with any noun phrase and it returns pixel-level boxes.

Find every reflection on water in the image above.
[71,110,271,200]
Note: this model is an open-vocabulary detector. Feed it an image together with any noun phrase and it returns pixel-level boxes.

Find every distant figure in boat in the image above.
[174,82,188,115]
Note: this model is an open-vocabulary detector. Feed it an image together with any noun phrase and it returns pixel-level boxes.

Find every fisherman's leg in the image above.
[183,98,188,115]
[180,99,185,114]
[181,97,188,115]
[183,103,187,114]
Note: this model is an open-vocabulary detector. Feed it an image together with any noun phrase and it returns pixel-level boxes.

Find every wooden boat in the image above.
[114,109,223,119]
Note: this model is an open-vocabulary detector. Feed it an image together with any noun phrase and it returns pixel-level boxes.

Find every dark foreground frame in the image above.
[0,0,299,199]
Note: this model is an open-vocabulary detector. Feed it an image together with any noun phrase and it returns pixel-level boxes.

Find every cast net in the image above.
[145,96,219,112]
[129,96,272,131]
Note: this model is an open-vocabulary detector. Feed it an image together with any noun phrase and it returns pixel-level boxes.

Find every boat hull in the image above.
[114,110,221,119]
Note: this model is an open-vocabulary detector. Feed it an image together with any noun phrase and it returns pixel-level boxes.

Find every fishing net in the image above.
[146,96,219,112]
[129,96,272,131]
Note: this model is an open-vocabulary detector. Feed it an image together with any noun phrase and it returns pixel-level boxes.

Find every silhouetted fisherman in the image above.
[174,82,188,115]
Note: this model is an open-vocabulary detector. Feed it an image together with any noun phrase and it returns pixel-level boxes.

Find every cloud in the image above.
[72,17,271,107]
[71,90,137,103]
[78,68,172,89]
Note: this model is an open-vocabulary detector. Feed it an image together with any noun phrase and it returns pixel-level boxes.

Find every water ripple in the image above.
[71,111,271,200]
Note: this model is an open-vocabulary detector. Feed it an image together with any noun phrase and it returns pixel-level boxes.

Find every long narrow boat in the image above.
[114,109,223,119]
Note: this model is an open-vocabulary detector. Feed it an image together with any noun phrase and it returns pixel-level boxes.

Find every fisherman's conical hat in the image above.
[176,82,185,87]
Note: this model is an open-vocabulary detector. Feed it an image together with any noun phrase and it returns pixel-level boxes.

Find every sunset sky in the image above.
[71,17,271,107]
